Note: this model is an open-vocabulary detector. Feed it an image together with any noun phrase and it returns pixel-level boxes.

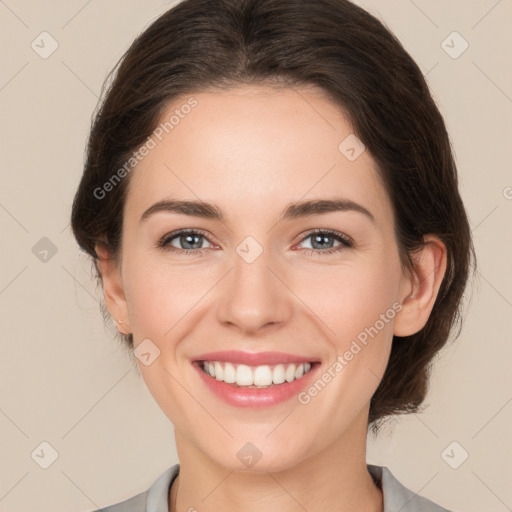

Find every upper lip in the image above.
[193,350,319,366]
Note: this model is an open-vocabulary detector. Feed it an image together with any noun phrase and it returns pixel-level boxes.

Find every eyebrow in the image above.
[139,197,375,224]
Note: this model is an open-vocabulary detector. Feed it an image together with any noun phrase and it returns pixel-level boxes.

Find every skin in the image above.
[96,84,447,512]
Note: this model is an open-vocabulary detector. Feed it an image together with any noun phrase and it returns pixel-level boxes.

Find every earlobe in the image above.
[95,244,131,334]
[393,235,447,337]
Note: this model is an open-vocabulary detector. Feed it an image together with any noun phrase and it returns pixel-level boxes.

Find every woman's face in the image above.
[108,84,414,472]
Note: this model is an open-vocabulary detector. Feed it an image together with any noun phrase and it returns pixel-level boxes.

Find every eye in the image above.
[157,228,353,256]
[296,229,353,256]
[158,229,214,255]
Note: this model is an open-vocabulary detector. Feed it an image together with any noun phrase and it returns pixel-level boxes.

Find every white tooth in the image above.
[253,365,273,386]
[204,361,313,385]
[214,361,224,381]
[236,364,254,386]
[285,364,297,382]
[223,362,236,383]
[272,364,286,384]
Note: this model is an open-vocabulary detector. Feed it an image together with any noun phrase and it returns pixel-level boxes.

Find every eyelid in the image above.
[158,228,217,249]
[295,228,354,247]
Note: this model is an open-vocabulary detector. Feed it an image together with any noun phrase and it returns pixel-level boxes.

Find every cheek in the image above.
[122,254,215,342]
[121,257,207,420]
[295,255,402,344]
[300,263,400,425]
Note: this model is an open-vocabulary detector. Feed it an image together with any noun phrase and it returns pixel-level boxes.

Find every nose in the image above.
[215,241,293,335]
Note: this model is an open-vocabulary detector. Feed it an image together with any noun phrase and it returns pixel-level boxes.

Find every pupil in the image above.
[313,234,333,249]
[183,234,201,249]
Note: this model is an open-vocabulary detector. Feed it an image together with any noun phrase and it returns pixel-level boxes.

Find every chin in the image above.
[205,440,309,474]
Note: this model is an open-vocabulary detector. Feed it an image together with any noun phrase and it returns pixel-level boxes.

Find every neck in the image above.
[169,415,383,512]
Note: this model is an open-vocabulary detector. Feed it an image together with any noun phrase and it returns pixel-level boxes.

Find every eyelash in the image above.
[157,228,353,257]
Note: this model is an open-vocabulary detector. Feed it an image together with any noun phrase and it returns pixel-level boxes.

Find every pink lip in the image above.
[192,358,320,409]
[193,350,319,366]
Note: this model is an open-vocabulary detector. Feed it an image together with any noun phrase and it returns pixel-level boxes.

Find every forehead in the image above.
[124,84,390,223]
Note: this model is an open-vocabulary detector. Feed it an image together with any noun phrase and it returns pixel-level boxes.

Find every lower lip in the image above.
[193,362,319,409]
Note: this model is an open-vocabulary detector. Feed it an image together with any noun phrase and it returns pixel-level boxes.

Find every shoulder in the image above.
[90,491,147,512]
[88,464,180,512]
[367,464,453,512]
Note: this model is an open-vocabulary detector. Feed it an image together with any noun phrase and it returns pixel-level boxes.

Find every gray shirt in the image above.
[91,463,451,512]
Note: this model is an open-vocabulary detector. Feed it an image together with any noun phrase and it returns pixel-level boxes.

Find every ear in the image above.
[95,243,131,334]
[393,235,447,337]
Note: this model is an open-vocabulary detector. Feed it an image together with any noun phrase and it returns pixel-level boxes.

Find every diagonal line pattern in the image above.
[60,370,131,439]
[471,205,499,232]
[265,409,295,438]
[61,265,101,306]
[0,0,29,28]
[0,265,29,295]
[163,163,233,234]
[472,60,512,104]
[0,407,29,439]
[0,62,29,92]
[266,473,309,511]
[477,270,512,309]
[266,163,337,234]
[471,470,511,509]
[291,86,336,131]
[0,472,30,502]
[61,0,93,29]
[200,470,234,503]
[0,202,29,232]
[61,60,99,98]
[471,0,503,30]
[397,472,439,512]
[407,0,438,29]
[162,367,234,438]
[424,61,439,77]
[265,265,337,335]
[163,267,234,337]
[61,470,101,510]
[413,413,439,439]
[471,396,512,439]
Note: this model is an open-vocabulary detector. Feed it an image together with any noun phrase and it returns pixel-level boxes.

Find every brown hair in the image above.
[70,0,475,433]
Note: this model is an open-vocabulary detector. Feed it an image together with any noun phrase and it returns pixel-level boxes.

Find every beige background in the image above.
[1,0,511,511]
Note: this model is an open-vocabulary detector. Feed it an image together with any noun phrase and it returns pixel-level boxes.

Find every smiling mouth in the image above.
[196,360,317,388]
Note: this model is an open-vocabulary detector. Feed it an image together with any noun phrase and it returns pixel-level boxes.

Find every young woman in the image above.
[71,1,474,510]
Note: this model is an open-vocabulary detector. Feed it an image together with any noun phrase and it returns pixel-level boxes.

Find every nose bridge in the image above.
[216,234,292,332]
